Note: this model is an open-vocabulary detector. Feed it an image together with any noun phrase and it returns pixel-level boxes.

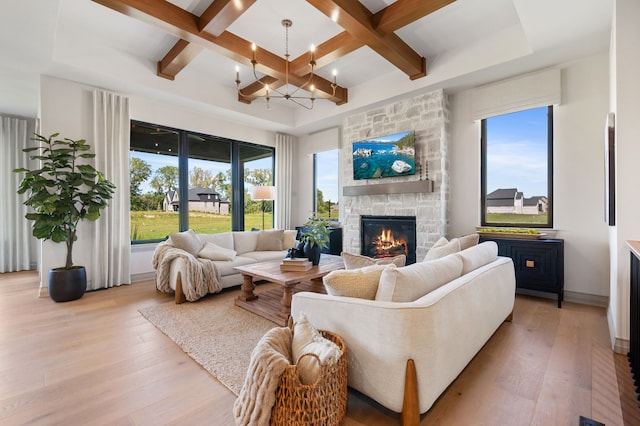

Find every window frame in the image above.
[480,105,554,228]
[129,120,274,243]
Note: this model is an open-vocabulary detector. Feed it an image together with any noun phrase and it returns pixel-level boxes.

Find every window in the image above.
[481,106,553,228]
[313,149,339,221]
[129,121,274,242]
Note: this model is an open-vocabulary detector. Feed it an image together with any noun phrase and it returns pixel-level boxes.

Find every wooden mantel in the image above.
[343,179,433,196]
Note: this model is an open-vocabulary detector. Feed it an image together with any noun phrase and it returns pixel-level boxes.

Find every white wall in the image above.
[38,75,277,286]
[608,0,640,353]
[294,127,341,227]
[450,53,611,302]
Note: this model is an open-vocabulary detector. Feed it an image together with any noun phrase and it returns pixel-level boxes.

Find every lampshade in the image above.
[251,185,276,201]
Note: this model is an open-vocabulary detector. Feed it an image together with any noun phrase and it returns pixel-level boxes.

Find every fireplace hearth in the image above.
[361,215,417,264]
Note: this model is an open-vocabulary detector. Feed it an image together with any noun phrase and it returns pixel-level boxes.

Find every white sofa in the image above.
[152,229,298,303]
[291,241,515,424]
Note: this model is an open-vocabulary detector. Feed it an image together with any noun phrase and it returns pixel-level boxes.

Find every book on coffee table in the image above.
[280,259,312,271]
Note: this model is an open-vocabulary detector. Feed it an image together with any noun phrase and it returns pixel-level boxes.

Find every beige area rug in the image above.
[139,284,279,395]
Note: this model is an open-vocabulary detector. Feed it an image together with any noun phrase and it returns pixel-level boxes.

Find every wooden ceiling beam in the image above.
[290,31,361,75]
[90,1,347,103]
[307,0,426,79]
[157,0,256,80]
[199,0,256,36]
[372,0,455,34]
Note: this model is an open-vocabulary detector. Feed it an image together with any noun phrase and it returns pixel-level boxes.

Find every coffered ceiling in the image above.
[1,0,613,135]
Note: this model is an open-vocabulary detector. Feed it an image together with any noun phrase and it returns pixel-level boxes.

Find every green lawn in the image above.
[131,211,273,241]
[485,213,548,225]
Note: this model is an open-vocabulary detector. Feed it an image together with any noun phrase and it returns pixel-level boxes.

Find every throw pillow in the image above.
[423,237,461,261]
[292,313,342,385]
[341,252,406,269]
[169,229,202,256]
[458,241,498,275]
[198,242,237,261]
[375,253,463,302]
[256,229,284,251]
[322,264,394,300]
[459,233,480,250]
[283,230,298,250]
[233,231,259,254]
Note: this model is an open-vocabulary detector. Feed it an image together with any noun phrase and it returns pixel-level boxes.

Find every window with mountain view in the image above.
[481,106,553,228]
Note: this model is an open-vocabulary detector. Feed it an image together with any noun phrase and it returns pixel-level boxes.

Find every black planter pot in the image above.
[304,242,322,266]
[48,266,87,302]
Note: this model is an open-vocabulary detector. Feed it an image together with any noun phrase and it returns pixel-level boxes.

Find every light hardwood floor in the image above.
[0,271,628,425]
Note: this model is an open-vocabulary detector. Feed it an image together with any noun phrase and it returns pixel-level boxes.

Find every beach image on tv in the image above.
[352,130,416,180]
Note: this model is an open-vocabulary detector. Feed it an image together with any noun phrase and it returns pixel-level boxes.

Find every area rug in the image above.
[138,284,279,395]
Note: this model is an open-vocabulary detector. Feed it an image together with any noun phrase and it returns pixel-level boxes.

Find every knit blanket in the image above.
[233,326,292,426]
[152,241,222,302]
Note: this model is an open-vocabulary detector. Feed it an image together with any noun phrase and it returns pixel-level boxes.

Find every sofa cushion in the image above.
[323,264,394,300]
[376,253,463,302]
[292,313,342,385]
[198,242,237,261]
[341,252,406,269]
[458,241,498,275]
[283,230,297,250]
[233,231,259,255]
[213,256,257,276]
[423,237,461,261]
[200,232,234,251]
[257,229,284,251]
[169,229,202,256]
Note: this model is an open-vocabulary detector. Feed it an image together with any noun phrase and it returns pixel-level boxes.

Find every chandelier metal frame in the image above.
[235,19,337,110]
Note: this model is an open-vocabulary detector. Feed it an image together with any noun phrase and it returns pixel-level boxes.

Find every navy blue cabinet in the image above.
[479,236,564,308]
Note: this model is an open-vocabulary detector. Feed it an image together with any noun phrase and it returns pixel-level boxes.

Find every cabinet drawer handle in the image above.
[525,260,535,268]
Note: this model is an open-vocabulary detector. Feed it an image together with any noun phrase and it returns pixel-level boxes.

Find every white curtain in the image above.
[90,90,131,289]
[274,133,294,229]
[0,116,36,272]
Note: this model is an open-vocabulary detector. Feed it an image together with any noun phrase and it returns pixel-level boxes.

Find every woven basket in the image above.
[270,330,348,426]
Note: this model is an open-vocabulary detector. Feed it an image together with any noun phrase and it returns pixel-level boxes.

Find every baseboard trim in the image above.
[131,272,155,283]
[38,286,48,298]
[608,307,630,354]
[516,289,608,307]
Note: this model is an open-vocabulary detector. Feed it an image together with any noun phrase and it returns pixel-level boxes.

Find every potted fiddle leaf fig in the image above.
[300,216,331,265]
[14,132,115,302]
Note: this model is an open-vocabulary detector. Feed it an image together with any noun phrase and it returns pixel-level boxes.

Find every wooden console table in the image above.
[234,254,344,325]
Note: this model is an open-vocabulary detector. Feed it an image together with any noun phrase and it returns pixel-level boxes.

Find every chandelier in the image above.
[234,19,337,110]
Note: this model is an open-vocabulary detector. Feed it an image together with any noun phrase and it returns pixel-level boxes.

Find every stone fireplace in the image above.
[361,215,417,264]
[340,89,450,261]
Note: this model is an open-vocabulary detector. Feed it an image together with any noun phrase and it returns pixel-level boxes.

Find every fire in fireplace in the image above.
[361,216,417,264]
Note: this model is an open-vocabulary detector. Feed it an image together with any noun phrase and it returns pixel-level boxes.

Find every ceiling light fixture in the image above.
[234,19,337,110]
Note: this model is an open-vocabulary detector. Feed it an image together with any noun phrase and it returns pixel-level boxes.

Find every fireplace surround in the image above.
[361,215,417,264]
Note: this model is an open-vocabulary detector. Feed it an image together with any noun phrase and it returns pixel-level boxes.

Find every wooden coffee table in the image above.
[234,254,344,326]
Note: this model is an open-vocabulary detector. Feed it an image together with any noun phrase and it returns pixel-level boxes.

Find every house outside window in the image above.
[481,106,553,228]
[129,121,274,242]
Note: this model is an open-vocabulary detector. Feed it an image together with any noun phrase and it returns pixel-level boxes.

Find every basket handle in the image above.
[296,352,322,386]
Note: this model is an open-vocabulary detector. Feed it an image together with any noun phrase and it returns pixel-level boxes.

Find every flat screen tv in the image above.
[352,130,416,180]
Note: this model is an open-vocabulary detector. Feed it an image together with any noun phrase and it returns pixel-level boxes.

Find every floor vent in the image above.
[579,416,605,426]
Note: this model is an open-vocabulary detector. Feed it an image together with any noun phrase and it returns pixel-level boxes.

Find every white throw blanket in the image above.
[152,241,222,302]
[234,326,292,426]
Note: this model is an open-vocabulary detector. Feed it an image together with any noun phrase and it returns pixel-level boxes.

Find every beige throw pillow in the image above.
[375,253,463,302]
[292,313,342,385]
[169,229,202,256]
[458,241,498,275]
[198,242,237,261]
[341,252,406,269]
[459,233,480,250]
[423,237,461,261]
[323,264,394,300]
[283,230,297,249]
[256,229,284,251]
